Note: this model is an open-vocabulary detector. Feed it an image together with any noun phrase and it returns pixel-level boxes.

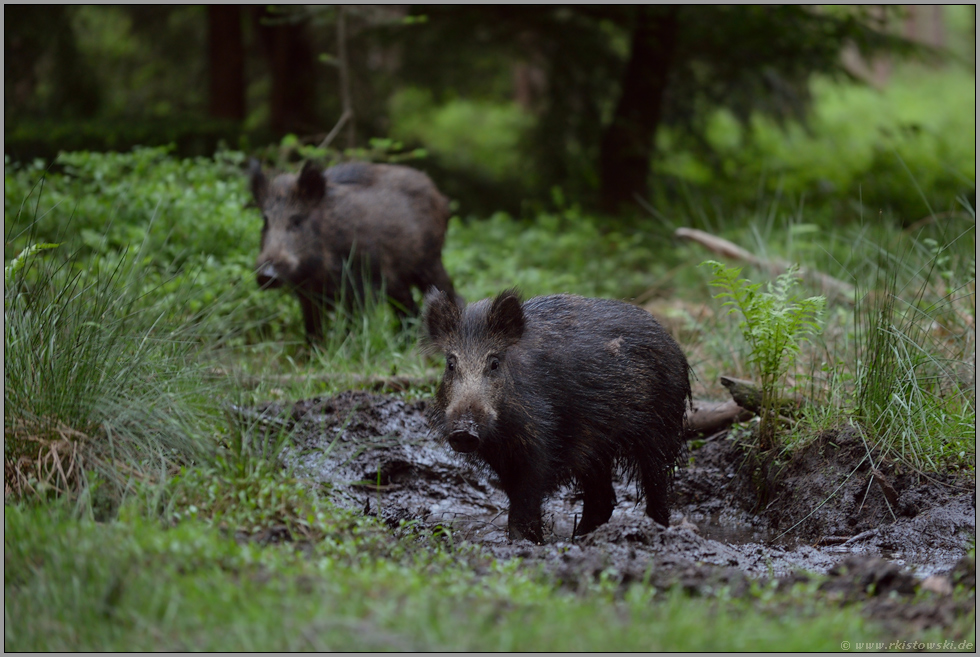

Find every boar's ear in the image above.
[297,160,326,203]
[249,159,268,207]
[488,289,525,346]
[421,287,461,352]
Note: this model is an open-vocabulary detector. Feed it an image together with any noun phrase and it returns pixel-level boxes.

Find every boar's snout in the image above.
[448,419,481,453]
[256,262,283,289]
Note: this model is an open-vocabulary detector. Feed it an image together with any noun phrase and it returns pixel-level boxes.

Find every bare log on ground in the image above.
[719,375,804,420]
[684,398,754,435]
[674,227,854,302]
[718,376,763,414]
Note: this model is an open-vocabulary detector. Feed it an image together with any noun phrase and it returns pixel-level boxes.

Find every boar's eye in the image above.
[289,214,305,228]
[446,354,457,372]
[489,356,500,371]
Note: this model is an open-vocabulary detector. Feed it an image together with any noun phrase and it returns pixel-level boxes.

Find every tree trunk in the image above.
[253,7,318,136]
[598,6,680,214]
[207,5,245,121]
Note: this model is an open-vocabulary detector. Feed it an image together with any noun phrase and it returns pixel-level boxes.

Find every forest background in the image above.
[3,5,976,651]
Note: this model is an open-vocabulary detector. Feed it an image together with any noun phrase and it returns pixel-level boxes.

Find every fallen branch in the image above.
[841,528,879,547]
[675,227,854,302]
[684,398,753,435]
[718,376,763,414]
[318,108,352,151]
[903,210,970,234]
[719,375,804,418]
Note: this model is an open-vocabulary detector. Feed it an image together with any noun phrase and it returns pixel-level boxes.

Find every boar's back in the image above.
[325,161,376,186]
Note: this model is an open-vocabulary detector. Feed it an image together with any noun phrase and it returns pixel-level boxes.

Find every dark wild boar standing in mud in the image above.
[250,160,459,342]
[422,289,692,543]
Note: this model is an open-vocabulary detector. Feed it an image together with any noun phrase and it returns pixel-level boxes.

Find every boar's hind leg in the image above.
[575,464,616,537]
[416,262,458,304]
[638,454,672,527]
[386,282,419,319]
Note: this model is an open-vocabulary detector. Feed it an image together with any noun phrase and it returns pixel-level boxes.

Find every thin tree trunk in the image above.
[598,6,680,214]
[336,6,355,149]
[208,5,245,121]
[254,7,318,135]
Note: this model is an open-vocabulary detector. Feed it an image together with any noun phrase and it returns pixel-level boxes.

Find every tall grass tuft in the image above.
[854,214,976,470]
[4,222,218,512]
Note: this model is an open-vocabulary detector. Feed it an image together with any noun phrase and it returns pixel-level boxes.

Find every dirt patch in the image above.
[237,390,975,631]
[676,426,975,578]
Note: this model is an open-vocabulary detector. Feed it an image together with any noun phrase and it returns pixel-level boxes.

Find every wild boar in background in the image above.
[250,160,459,342]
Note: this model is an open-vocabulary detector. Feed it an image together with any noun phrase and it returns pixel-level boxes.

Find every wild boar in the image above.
[422,288,692,542]
[250,159,458,341]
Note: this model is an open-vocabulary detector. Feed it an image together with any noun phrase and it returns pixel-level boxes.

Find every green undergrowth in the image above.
[3,148,295,348]
[10,500,967,652]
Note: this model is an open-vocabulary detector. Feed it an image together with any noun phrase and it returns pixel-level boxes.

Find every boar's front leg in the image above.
[297,294,325,344]
[503,480,545,543]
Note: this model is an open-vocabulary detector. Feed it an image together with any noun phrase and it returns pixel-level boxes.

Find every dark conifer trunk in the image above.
[598,6,680,214]
[253,7,318,135]
[207,5,245,121]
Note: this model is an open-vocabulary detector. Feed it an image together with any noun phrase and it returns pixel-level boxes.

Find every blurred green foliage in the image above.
[656,66,976,223]
[4,117,258,164]
[445,208,664,302]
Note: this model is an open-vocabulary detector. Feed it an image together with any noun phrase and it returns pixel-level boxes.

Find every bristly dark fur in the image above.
[250,160,459,343]
[421,290,692,543]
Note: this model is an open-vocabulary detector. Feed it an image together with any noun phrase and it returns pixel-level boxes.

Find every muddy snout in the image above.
[447,420,481,453]
[255,262,283,289]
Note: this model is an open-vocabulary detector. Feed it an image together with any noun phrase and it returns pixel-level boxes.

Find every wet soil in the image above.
[239,390,976,630]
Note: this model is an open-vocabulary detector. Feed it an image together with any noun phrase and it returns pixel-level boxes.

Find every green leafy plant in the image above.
[702,261,826,450]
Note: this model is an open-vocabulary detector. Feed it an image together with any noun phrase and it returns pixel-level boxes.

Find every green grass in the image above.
[444,205,671,303]
[10,501,965,652]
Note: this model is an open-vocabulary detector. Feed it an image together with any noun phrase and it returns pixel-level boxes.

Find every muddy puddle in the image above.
[235,390,975,625]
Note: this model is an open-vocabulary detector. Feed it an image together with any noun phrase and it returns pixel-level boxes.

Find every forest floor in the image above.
[234,389,976,636]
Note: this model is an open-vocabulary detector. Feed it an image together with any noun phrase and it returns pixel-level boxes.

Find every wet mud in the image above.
[241,390,975,629]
